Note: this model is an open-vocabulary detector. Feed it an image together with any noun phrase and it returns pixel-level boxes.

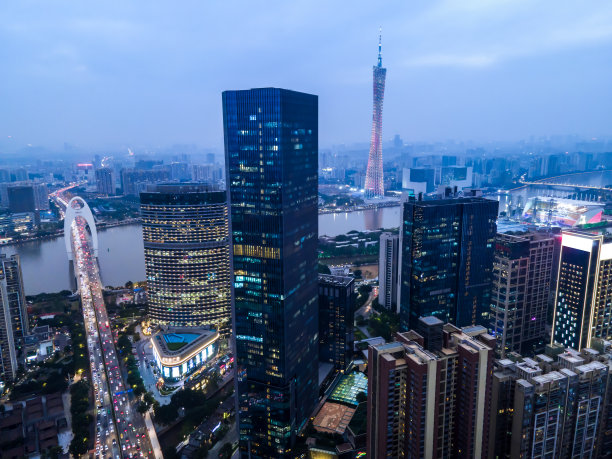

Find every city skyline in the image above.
[2,1,612,152]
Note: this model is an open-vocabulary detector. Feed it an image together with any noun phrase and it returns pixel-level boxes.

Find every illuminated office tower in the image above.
[318,274,354,372]
[551,230,612,350]
[364,32,387,198]
[399,196,498,331]
[223,88,319,458]
[140,183,231,331]
[0,254,29,387]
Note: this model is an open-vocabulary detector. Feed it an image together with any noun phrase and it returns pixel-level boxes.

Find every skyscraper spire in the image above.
[365,28,387,199]
[377,27,383,67]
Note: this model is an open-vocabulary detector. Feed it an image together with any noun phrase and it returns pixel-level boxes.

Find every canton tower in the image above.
[364,30,387,198]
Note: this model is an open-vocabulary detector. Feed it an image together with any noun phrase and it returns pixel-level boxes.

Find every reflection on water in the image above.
[8,171,609,295]
[2,224,145,295]
[364,208,384,232]
[320,207,401,237]
[7,209,403,294]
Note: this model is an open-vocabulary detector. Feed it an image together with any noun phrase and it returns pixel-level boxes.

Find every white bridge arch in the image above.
[64,196,98,261]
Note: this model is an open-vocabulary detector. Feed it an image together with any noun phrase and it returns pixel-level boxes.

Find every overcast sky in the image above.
[2,0,612,151]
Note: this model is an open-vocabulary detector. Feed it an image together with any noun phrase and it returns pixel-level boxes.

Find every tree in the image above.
[206,371,221,394]
[193,444,209,458]
[219,442,233,459]
[358,284,372,296]
[143,391,156,406]
[356,391,367,404]
[154,402,179,425]
[317,263,331,274]
[163,446,180,459]
[137,402,149,414]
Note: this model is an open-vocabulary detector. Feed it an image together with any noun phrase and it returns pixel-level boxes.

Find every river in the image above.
[7,170,611,295]
[3,224,146,295]
[5,208,402,295]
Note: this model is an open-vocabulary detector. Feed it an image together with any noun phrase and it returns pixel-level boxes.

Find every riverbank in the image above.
[318,200,400,215]
[1,218,141,247]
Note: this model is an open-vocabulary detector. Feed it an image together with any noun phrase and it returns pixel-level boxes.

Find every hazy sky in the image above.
[2,0,612,151]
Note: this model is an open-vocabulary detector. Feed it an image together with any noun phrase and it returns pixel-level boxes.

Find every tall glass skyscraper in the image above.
[140,183,231,331]
[399,196,498,331]
[223,88,319,458]
[551,230,612,349]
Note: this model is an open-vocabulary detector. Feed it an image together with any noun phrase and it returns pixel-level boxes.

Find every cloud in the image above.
[405,53,497,68]
[396,2,612,69]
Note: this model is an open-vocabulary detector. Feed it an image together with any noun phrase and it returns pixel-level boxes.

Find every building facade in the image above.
[151,327,219,383]
[399,196,498,331]
[223,88,319,458]
[95,167,115,196]
[0,254,29,387]
[378,232,399,312]
[364,33,387,198]
[318,274,354,372]
[367,317,495,459]
[140,183,231,331]
[488,347,612,459]
[551,231,612,350]
[490,231,557,357]
[7,186,36,213]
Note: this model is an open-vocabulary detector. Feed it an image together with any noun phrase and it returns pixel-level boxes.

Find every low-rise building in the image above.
[151,326,219,383]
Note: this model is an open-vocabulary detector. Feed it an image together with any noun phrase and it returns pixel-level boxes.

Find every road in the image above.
[355,289,377,319]
[60,193,155,459]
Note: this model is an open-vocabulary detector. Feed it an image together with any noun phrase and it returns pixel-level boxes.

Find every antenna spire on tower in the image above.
[377,27,383,67]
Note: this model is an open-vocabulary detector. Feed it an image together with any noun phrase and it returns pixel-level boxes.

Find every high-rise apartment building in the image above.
[0,254,29,386]
[399,196,498,331]
[95,167,115,196]
[6,183,48,213]
[223,88,319,458]
[488,348,612,459]
[140,183,231,331]
[552,231,612,350]
[367,317,495,459]
[490,231,557,357]
[7,185,35,213]
[378,232,399,312]
[364,32,387,198]
[318,274,354,372]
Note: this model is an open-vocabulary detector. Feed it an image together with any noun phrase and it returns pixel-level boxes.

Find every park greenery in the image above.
[116,330,146,396]
[69,381,93,456]
[369,299,400,341]
[10,312,88,399]
[154,386,229,443]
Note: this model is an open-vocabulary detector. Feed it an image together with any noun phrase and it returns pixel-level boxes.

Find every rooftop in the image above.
[152,326,218,359]
[419,316,443,326]
[318,273,354,287]
[312,403,356,435]
[328,371,368,406]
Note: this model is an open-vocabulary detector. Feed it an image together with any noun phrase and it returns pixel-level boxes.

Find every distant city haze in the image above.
[2,1,612,152]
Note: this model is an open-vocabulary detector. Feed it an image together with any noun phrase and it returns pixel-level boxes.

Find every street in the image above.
[56,191,158,459]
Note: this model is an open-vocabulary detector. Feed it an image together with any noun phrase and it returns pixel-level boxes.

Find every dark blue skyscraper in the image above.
[399,196,498,331]
[223,88,319,458]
